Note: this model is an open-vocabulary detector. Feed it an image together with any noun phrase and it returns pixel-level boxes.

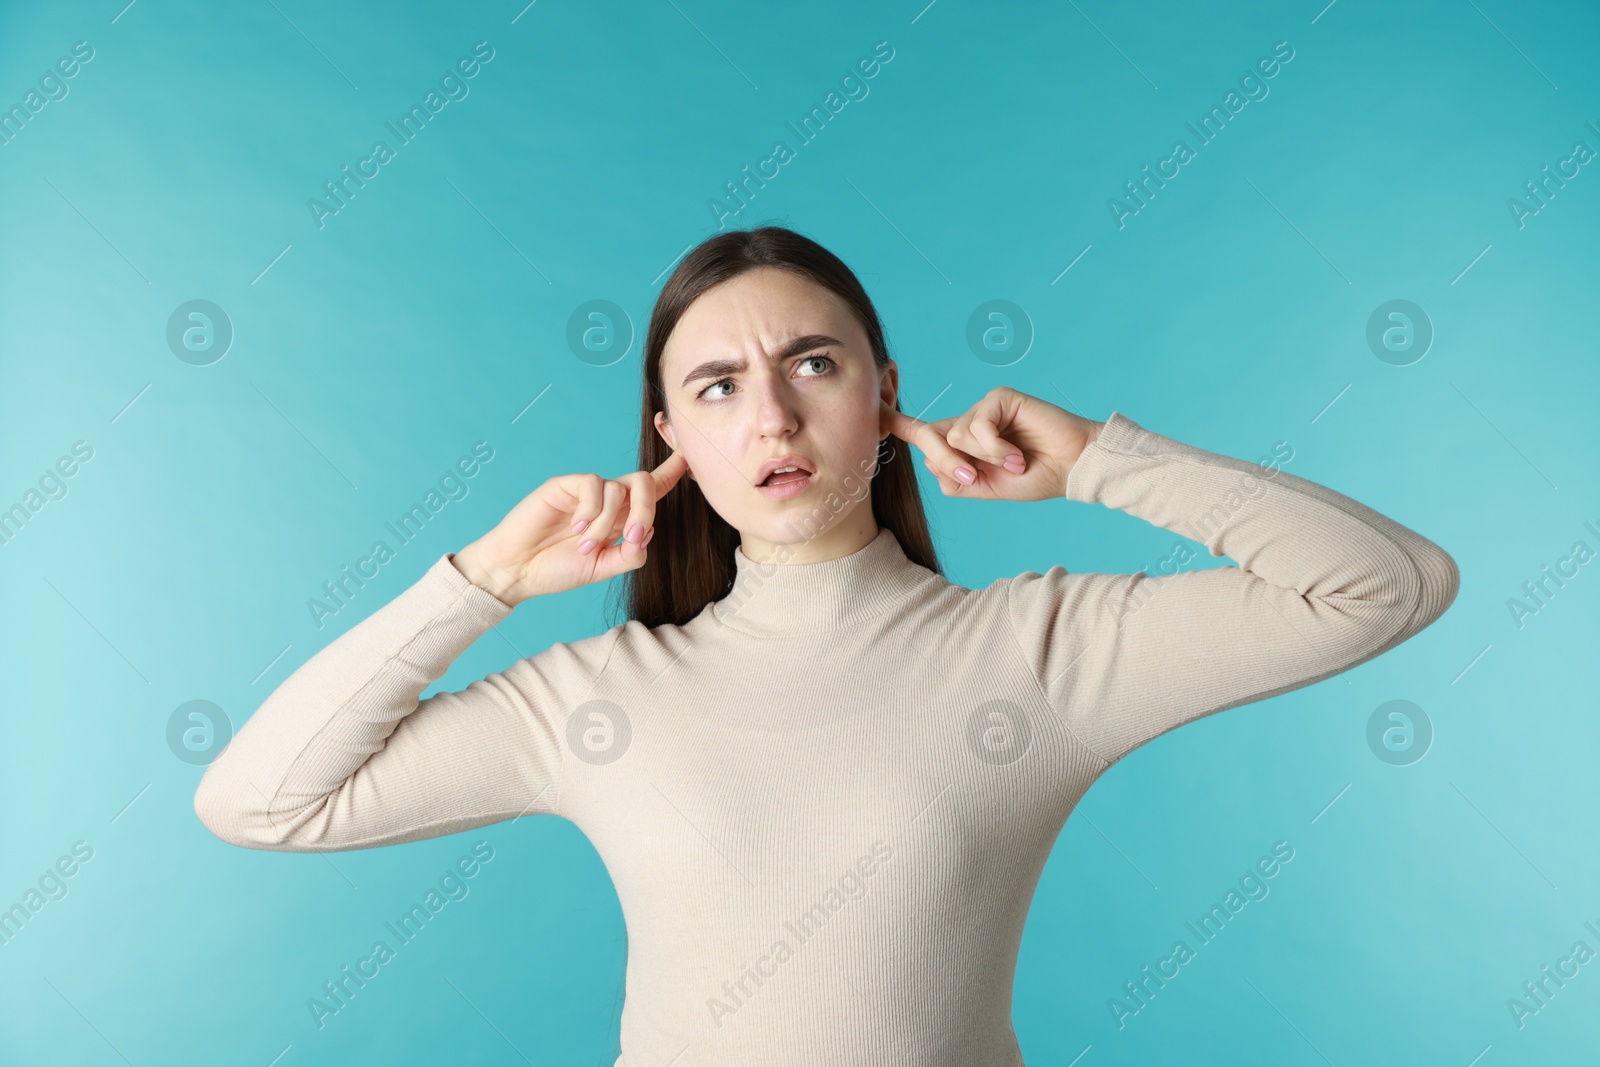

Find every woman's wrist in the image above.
[1058,418,1106,497]
[450,542,523,607]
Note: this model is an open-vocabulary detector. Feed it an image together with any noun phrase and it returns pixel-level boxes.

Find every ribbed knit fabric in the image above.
[194,410,1459,1066]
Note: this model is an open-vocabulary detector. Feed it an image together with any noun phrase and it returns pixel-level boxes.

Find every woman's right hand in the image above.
[451,450,691,607]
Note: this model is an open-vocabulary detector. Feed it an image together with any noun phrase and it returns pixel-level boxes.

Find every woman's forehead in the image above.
[665,271,861,363]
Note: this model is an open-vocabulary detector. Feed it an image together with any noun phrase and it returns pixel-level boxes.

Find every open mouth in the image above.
[760,468,811,487]
[756,466,815,498]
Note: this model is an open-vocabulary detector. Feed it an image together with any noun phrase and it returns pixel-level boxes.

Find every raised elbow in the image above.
[1419,543,1460,625]
[193,767,279,850]
[193,768,244,847]
[1375,540,1460,649]
[1399,540,1460,635]
[1327,535,1458,658]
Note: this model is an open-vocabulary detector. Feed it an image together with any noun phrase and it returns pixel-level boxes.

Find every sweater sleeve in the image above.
[1006,411,1459,767]
[194,552,616,851]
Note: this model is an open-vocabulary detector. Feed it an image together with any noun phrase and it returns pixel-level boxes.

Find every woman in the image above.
[194,226,1458,1064]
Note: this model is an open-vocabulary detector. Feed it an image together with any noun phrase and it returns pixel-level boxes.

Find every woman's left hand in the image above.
[880,387,1105,501]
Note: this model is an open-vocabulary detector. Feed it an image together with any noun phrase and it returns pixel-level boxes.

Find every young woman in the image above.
[195,226,1458,1065]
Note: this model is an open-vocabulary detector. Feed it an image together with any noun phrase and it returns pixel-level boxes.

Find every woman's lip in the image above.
[756,470,815,500]
[757,455,816,482]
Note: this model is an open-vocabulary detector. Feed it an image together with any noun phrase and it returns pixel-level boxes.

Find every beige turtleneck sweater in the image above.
[193,410,1458,1065]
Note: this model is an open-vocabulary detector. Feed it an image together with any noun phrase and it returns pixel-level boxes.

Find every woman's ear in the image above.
[877,360,900,435]
[653,410,674,450]
[654,411,694,480]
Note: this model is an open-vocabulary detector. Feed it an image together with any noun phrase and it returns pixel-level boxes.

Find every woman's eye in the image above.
[697,354,834,402]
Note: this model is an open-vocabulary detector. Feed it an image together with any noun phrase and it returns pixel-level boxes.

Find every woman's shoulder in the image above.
[884,564,1030,633]
[585,613,702,676]
[924,562,1086,636]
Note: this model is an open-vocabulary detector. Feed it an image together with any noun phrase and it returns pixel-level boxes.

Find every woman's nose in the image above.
[751,375,800,435]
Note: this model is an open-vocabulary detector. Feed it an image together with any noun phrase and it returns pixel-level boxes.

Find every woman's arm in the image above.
[192,552,617,851]
[195,452,687,851]
[1005,411,1460,767]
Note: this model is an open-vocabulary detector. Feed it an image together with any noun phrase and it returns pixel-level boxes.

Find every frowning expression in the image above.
[654,267,897,546]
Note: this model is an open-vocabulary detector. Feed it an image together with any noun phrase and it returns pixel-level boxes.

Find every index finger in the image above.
[650,449,691,496]
[882,402,980,489]
[883,406,944,446]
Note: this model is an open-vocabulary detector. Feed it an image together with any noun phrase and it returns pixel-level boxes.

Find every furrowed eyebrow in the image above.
[679,334,844,389]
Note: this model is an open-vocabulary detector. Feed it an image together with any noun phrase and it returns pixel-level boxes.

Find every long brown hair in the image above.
[616,225,942,628]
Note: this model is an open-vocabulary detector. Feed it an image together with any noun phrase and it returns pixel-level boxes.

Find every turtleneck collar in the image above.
[705,527,936,638]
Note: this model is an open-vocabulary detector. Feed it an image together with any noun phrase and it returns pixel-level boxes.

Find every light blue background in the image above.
[2,0,1597,1063]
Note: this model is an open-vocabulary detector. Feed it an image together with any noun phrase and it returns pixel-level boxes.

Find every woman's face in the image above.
[654,267,898,557]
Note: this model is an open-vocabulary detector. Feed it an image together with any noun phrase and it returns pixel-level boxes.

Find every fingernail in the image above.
[625,522,643,544]
[578,539,597,554]
[642,527,655,547]
[572,518,589,534]
[954,466,976,485]
[1004,454,1025,473]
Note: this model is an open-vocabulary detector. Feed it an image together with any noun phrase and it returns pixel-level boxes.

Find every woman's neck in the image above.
[737,511,881,566]
[707,526,931,638]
